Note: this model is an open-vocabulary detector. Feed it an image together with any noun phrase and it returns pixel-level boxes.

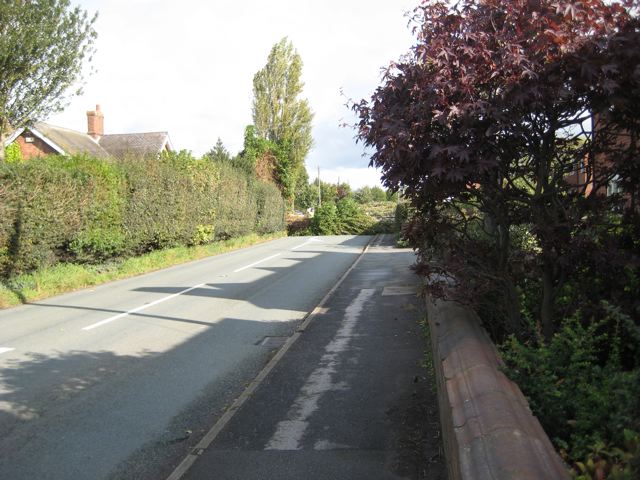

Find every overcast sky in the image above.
[48,0,418,189]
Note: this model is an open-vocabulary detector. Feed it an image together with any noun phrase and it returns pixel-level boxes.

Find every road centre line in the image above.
[233,253,281,273]
[291,237,320,250]
[82,283,206,331]
[83,242,314,331]
[0,347,15,355]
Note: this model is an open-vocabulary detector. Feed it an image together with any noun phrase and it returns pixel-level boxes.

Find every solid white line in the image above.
[233,253,281,273]
[82,283,206,331]
[0,347,15,355]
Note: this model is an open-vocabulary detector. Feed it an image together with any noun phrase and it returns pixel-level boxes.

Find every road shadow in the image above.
[0,315,297,480]
[28,241,368,323]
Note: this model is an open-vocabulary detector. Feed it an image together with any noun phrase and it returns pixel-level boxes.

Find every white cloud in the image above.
[49,0,418,188]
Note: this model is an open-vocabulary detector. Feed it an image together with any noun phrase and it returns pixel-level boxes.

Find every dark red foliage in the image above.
[355,0,640,339]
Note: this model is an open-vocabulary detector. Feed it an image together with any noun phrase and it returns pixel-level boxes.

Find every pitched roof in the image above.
[4,116,173,160]
[33,122,111,159]
[99,132,172,159]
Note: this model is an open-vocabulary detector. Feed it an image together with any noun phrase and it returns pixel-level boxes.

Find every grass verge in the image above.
[0,232,286,309]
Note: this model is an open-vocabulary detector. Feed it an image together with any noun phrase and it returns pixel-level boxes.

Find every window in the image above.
[607,174,623,196]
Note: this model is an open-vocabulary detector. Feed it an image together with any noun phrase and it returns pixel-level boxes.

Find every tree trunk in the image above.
[486,209,523,336]
[0,131,7,162]
[540,263,555,341]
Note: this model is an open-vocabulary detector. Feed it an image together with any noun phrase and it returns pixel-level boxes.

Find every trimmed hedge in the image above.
[0,152,285,277]
[309,198,374,235]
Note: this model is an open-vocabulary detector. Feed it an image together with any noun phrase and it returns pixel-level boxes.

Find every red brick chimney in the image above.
[87,104,104,140]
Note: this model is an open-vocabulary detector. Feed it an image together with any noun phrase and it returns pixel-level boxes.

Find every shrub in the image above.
[120,154,213,252]
[573,430,640,480]
[394,202,410,232]
[0,157,95,274]
[214,162,258,239]
[4,143,23,164]
[335,198,373,233]
[501,303,640,464]
[310,202,338,235]
[254,180,285,234]
[67,156,127,262]
[308,198,374,235]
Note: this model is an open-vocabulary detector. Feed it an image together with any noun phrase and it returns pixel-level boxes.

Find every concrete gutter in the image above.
[426,296,570,480]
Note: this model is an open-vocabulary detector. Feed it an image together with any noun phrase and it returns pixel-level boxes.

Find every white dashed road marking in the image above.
[83,249,288,331]
[291,237,323,250]
[81,283,206,331]
[233,253,281,273]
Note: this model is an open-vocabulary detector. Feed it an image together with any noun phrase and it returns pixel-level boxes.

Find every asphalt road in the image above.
[0,235,370,479]
[177,234,445,480]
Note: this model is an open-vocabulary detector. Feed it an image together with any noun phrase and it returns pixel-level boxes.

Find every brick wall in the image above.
[15,133,57,159]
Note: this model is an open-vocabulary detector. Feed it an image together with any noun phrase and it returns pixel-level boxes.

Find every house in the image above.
[4,105,173,160]
[565,115,636,209]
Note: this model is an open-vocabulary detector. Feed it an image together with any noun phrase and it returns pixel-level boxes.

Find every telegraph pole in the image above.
[317,166,321,206]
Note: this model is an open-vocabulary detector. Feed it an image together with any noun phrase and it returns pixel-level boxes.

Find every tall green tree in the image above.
[251,37,313,202]
[0,0,97,161]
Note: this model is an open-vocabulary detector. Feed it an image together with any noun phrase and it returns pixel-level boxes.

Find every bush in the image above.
[335,198,373,233]
[394,202,411,233]
[120,152,219,252]
[501,303,640,465]
[4,143,23,164]
[0,157,98,274]
[67,157,127,261]
[310,202,339,235]
[309,198,374,235]
[214,162,258,239]
[254,180,285,234]
[354,185,386,204]
[573,430,640,480]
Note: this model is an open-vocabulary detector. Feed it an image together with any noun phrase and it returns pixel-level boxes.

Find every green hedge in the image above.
[309,198,374,235]
[0,152,285,277]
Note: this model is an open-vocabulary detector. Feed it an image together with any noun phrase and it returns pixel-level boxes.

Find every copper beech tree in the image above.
[355,0,640,339]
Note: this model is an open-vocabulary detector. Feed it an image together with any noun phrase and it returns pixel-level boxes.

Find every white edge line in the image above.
[82,283,206,331]
[0,347,15,355]
[165,234,378,480]
[233,253,281,273]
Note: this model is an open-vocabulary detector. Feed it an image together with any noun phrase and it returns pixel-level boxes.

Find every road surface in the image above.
[177,234,445,480]
[0,235,370,479]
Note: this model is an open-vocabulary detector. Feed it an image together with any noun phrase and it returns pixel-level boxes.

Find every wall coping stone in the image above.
[426,296,570,480]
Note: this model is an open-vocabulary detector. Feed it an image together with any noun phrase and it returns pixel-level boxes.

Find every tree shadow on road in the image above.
[0,315,295,480]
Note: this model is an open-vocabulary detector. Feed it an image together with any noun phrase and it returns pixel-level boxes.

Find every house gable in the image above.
[13,129,63,159]
[4,126,67,159]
